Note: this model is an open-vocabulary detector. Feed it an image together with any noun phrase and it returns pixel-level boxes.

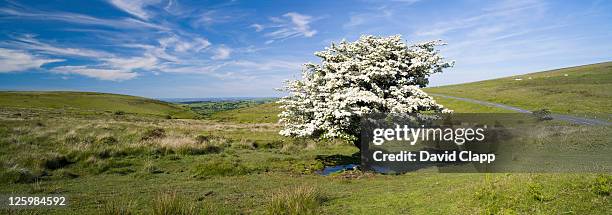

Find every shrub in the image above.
[591,175,611,196]
[532,109,553,121]
[152,192,198,215]
[195,134,209,143]
[265,185,326,215]
[40,154,72,170]
[527,183,554,202]
[142,128,166,141]
[114,110,126,116]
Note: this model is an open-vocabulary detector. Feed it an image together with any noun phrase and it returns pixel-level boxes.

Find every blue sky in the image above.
[0,0,611,98]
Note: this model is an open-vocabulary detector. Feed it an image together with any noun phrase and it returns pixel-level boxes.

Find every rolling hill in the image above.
[209,102,280,123]
[0,91,198,118]
[425,61,612,114]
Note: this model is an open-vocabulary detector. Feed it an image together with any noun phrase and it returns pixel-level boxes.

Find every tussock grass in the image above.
[141,128,166,141]
[151,136,222,155]
[143,160,163,174]
[231,138,257,149]
[0,165,37,183]
[152,191,198,215]
[101,197,135,215]
[265,185,326,215]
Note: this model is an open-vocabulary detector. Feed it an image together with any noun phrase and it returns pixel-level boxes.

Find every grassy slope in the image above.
[0,91,198,118]
[425,62,612,114]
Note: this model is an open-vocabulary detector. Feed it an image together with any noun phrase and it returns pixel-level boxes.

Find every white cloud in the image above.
[108,0,160,20]
[283,12,317,37]
[157,59,302,79]
[0,48,63,73]
[7,35,114,58]
[0,7,167,30]
[251,23,264,32]
[211,46,232,60]
[51,66,138,81]
[257,12,318,41]
[158,35,211,53]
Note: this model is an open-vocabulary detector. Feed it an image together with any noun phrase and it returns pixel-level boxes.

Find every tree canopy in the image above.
[278,35,453,147]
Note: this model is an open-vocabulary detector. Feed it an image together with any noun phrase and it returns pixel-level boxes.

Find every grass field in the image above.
[1,62,611,214]
[425,61,612,114]
[0,91,197,119]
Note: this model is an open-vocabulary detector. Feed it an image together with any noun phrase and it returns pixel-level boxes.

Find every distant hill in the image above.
[0,91,198,118]
[425,62,612,114]
[209,102,280,123]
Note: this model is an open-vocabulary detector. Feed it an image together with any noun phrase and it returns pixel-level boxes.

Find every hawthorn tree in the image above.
[278,35,453,149]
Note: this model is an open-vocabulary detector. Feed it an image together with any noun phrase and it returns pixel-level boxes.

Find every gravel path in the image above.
[430,93,611,126]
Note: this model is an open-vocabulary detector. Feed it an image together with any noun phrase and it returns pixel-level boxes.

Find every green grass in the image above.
[209,102,280,123]
[0,91,198,118]
[1,62,611,214]
[0,100,609,214]
[432,96,513,113]
[425,61,612,114]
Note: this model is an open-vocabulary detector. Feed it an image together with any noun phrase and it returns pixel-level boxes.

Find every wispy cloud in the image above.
[158,35,211,53]
[51,66,138,81]
[0,48,63,73]
[0,7,167,30]
[251,24,264,32]
[1,36,152,81]
[107,0,161,20]
[4,35,114,59]
[211,46,232,60]
[253,12,318,43]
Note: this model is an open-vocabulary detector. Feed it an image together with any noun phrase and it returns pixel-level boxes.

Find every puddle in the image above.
[316,164,358,176]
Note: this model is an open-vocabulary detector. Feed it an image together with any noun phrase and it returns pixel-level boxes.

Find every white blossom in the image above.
[278,35,453,144]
